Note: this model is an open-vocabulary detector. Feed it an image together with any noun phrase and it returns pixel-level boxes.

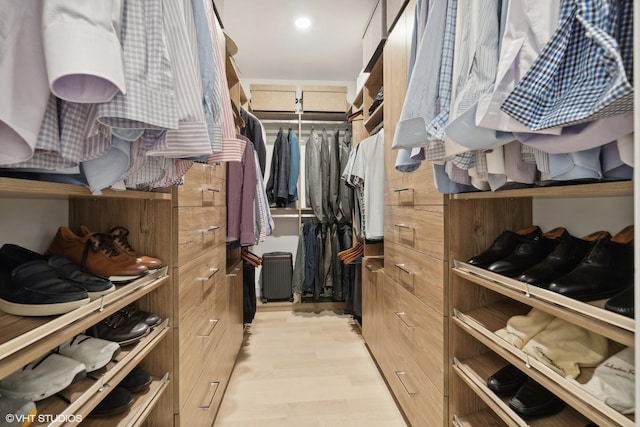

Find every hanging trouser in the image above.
[292,224,305,296]
[314,223,324,301]
[243,260,256,324]
[331,223,343,301]
[302,221,316,294]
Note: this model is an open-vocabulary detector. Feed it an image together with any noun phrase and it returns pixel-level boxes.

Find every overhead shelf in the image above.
[450,181,632,200]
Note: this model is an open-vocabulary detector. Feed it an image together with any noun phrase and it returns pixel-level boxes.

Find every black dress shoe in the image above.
[88,312,150,345]
[468,225,542,268]
[548,225,634,301]
[508,378,566,418]
[120,366,152,393]
[518,231,610,287]
[89,386,133,416]
[487,364,528,395]
[488,227,567,278]
[604,286,634,318]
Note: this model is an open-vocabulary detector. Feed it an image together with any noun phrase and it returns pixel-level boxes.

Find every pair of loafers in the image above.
[487,364,566,419]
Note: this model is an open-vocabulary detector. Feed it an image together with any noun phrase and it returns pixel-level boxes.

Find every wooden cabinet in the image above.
[0,179,174,426]
[362,0,387,72]
[172,163,243,426]
[448,187,635,427]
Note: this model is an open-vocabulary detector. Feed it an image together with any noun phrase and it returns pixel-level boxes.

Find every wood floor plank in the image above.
[214,311,407,426]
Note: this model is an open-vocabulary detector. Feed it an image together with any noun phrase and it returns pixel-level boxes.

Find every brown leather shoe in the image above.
[108,226,163,270]
[47,227,148,282]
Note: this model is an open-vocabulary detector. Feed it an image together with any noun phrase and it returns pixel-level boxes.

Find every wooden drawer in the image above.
[203,176,225,207]
[385,162,444,206]
[384,240,446,314]
[226,263,244,356]
[179,370,225,427]
[175,248,226,325]
[174,163,226,207]
[176,206,225,267]
[384,205,445,259]
[362,260,384,359]
[381,297,446,426]
[383,276,445,394]
[175,164,205,207]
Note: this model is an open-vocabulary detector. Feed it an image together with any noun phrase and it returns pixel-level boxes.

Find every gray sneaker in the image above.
[0,353,86,401]
[0,397,37,427]
[55,334,120,372]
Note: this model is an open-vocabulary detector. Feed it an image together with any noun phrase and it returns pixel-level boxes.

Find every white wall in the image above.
[532,196,633,237]
[0,199,69,252]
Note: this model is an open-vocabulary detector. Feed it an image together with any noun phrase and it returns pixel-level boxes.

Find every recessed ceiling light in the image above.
[295,17,311,30]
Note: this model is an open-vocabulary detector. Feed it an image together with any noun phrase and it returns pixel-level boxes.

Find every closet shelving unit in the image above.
[448,182,635,427]
[0,178,175,426]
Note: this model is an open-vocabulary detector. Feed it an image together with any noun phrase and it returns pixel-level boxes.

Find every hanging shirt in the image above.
[0,2,51,165]
[501,0,633,131]
[350,130,385,240]
[146,0,212,158]
[227,136,258,245]
[97,0,178,131]
[42,0,126,103]
[305,129,324,221]
[191,0,223,153]
[288,129,300,203]
[265,130,290,207]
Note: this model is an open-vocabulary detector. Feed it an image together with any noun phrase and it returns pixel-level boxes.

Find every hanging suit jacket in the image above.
[266,129,290,207]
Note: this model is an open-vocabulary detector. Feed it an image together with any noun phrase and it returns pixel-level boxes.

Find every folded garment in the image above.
[494,308,555,349]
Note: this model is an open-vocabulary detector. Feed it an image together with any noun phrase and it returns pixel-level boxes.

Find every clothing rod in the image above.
[260,119,351,125]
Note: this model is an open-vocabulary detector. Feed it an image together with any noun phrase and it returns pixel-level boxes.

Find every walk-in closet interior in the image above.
[0,0,637,426]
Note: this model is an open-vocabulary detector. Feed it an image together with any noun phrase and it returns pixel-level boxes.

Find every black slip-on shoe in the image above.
[0,256,90,316]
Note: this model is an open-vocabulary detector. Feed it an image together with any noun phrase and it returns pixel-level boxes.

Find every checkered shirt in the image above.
[424,0,457,160]
[501,0,633,131]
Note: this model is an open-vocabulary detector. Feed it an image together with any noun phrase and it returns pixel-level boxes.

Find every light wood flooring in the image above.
[214,310,407,427]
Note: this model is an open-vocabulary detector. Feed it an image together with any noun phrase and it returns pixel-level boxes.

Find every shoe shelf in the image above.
[452,260,634,346]
[80,375,170,427]
[0,177,172,201]
[452,302,634,426]
[452,410,507,427]
[449,180,633,200]
[32,319,170,427]
[0,267,169,379]
[452,353,593,427]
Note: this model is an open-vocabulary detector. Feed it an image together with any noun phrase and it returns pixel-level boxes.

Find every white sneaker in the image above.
[0,397,37,426]
[56,334,120,372]
[0,353,86,401]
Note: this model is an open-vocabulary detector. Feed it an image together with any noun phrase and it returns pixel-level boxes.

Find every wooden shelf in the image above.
[252,111,348,122]
[453,354,594,427]
[0,177,172,201]
[450,180,632,200]
[453,410,508,427]
[452,261,634,345]
[364,102,384,133]
[352,87,364,111]
[33,321,170,426]
[0,268,169,379]
[452,308,634,427]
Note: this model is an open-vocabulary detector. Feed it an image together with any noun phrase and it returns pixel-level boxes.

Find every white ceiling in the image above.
[222,0,376,82]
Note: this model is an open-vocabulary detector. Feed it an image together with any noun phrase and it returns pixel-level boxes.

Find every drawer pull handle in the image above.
[365,264,381,272]
[198,381,220,409]
[393,187,414,193]
[394,263,415,275]
[394,371,417,397]
[198,267,220,281]
[198,318,219,337]
[394,311,415,329]
[394,223,414,230]
[206,225,220,232]
[206,187,220,193]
